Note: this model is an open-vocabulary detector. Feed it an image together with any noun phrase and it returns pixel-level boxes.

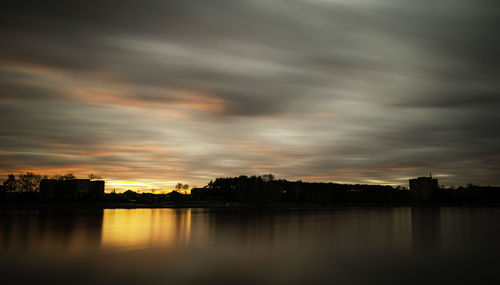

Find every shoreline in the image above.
[2,201,500,210]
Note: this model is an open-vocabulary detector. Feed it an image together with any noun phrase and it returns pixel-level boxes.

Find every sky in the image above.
[1,0,500,191]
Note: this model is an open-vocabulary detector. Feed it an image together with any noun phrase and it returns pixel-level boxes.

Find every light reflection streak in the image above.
[100,209,192,251]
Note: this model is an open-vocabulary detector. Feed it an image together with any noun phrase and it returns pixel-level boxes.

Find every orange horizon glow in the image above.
[0,168,446,193]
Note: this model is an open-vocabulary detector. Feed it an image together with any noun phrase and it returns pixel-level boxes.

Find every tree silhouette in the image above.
[18,172,45,192]
[2,174,19,192]
[53,173,76,180]
[88,173,102,180]
[175,183,189,190]
[262,173,275,182]
[175,182,183,191]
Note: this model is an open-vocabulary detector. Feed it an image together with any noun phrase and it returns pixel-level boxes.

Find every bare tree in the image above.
[53,173,76,181]
[88,173,102,180]
[18,172,45,192]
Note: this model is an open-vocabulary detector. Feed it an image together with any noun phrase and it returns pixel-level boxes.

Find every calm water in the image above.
[1,207,500,284]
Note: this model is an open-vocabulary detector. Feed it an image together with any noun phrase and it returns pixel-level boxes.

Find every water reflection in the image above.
[101,209,192,250]
[3,207,500,254]
[0,209,103,252]
[200,208,413,254]
[411,207,441,253]
[2,207,500,284]
[0,207,466,253]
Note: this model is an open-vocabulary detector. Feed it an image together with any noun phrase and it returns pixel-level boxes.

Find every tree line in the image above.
[193,174,410,204]
[1,172,101,192]
[193,174,500,204]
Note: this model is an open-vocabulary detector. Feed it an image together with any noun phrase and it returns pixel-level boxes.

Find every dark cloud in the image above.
[1,0,500,189]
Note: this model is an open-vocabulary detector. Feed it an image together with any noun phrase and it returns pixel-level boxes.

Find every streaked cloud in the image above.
[1,0,499,190]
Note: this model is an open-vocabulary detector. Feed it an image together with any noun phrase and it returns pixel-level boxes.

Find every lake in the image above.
[1,207,499,284]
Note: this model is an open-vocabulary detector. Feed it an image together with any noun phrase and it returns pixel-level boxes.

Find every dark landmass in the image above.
[2,174,500,208]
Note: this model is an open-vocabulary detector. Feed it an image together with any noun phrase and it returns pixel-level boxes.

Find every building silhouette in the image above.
[410,175,439,202]
[40,179,104,201]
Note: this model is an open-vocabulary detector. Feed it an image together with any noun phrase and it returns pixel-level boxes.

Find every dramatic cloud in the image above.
[1,0,499,190]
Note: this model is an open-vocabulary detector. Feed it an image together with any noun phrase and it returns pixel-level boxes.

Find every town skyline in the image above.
[0,170,496,193]
[2,2,500,285]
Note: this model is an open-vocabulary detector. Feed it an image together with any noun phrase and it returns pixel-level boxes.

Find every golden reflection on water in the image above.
[3,208,500,285]
[101,208,192,250]
[4,207,495,256]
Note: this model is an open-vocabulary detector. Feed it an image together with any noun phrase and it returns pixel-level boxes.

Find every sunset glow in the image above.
[1,2,500,285]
